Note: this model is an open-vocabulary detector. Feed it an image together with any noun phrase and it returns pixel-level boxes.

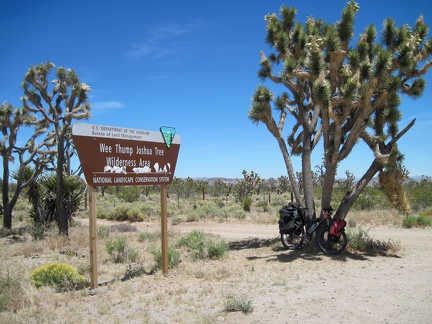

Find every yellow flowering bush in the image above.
[30,263,87,291]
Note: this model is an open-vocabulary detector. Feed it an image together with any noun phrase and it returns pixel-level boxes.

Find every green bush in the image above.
[207,239,229,259]
[416,215,432,227]
[351,187,390,211]
[105,237,129,263]
[150,245,181,270]
[126,206,143,222]
[405,177,432,211]
[117,186,141,203]
[30,263,87,291]
[96,206,108,219]
[200,204,219,218]
[346,228,400,255]
[107,205,130,221]
[346,227,369,251]
[220,205,246,221]
[402,214,432,228]
[176,230,228,260]
[239,197,252,212]
[105,205,145,222]
[177,230,207,250]
[402,216,417,228]
[223,294,253,314]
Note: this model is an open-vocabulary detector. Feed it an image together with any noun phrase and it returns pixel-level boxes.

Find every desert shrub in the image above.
[346,227,369,251]
[141,204,158,218]
[126,248,139,263]
[150,245,181,270]
[97,225,111,239]
[420,209,432,217]
[402,216,416,228]
[223,294,253,314]
[186,211,201,222]
[117,186,141,203]
[176,230,228,260]
[200,204,219,219]
[96,207,108,219]
[416,214,432,226]
[126,206,143,222]
[105,237,129,263]
[230,205,247,220]
[171,216,182,225]
[239,197,252,212]
[257,199,269,212]
[27,222,46,240]
[105,236,138,263]
[0,272,26,312]
[111,223,138,232]
[351,187,390,211]
[346,228,400,255]
[207,239,229,259]
[30,263,87,291]
[402,214,432,228]
[405,176,432,211]
[138,231,160,242]
[123,263,147,281]
[214,198,225,208]
[177,230,206,249]
[107,205,130,221]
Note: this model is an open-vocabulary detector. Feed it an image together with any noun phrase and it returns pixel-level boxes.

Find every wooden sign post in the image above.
[160,185,168,275]
[88,186,98,289]
[72,123,180,288]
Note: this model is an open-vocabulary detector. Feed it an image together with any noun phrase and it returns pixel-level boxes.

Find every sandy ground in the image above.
[92,220,432,324]
[2,220,432,323]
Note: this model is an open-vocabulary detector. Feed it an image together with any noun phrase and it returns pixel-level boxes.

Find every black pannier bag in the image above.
[278,205,300,234]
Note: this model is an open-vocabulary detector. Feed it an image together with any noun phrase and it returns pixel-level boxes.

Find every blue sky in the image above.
[1,0,431,180]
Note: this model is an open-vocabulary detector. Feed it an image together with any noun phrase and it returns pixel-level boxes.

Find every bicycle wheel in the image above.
[280,225,305,250]
[317,227,348,255]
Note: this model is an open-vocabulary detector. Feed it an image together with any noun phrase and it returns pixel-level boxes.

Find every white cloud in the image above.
[91,101,124,116]
[126,21,204,61]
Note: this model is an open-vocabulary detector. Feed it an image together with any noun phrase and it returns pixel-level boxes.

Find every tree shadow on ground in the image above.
[229,237,279,250]
[229,237,401,263]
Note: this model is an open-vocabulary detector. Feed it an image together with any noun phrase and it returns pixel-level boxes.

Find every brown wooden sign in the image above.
[72,123,180,186]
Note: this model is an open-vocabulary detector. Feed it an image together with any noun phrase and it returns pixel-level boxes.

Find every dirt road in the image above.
[90,219,432,323]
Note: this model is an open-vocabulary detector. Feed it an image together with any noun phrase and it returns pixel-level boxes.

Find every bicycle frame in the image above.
[279,205,347,254]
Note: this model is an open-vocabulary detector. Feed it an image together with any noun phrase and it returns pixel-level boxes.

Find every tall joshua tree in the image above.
[249,1,431,219]
[22,62,91,235]
[0,101,54,229]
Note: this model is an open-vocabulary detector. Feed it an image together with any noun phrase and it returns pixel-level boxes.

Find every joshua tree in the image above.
[0,101,54,229]
[22,62,91,235]
[249,1,431,219]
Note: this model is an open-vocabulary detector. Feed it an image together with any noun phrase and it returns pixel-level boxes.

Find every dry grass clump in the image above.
[345,209,403,227]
